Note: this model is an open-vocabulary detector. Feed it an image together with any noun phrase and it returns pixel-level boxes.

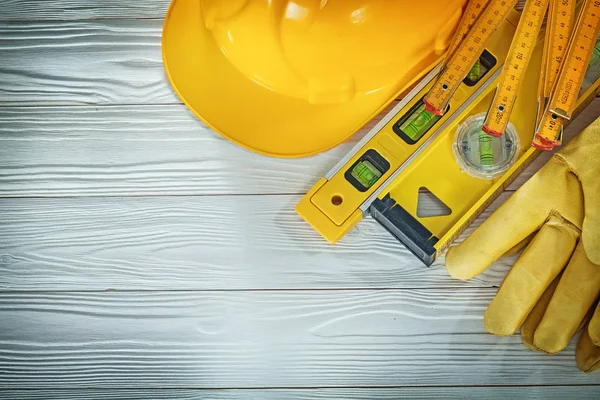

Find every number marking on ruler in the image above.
[423,0,519,116]
[550,0,600,118]
[536,0,600,145]
[535,0,576,129]
[543,0,577,99]
[483,0,550,137]
[444,0,492,65]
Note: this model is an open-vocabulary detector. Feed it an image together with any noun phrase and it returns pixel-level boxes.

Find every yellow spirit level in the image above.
[296,7,600,265]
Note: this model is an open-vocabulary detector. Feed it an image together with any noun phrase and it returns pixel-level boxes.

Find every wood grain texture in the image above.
[0,105,348,197]
[1,99,598,197]
[0,290,598,388]
[0,1,171,21]
[0,20,177,105]
[0,0,526,21]
[1,387,599,400]
[0,194,514,291]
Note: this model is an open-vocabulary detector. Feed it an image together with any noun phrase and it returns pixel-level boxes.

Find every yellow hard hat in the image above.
[162,0,467,157]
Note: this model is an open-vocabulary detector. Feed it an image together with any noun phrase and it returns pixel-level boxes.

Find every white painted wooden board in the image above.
[1,100,598,197]
[0,0,172,21]
[1,290,599,388]
[0,0,526,21]
[1,0,598,396]
[0,193,515,291]
[1,387,599,400]
[0,20,177,105]
[0,5,535,109]
[0,105,351,197]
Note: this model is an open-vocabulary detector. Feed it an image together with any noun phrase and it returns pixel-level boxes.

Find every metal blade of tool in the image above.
[423,0,519,116]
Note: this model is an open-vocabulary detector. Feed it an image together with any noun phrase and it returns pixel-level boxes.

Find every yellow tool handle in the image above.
[444,0,492,65]
[424,0,519,115]
[549,0,600,119]
[483,0,550,137]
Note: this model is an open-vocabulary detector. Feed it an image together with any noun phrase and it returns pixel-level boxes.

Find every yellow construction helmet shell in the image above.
[162,0,467,157]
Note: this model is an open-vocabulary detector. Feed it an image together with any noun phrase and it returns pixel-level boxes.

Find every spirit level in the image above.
[296,6,600,265]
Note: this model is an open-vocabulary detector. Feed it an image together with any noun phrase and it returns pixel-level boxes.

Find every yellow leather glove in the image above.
[445,115,600,371]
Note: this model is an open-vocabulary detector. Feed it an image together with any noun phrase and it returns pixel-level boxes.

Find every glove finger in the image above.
[577,324,600,373]
[484,215,579,336]
[582,183,600,265]
[446,201,547,281]
[557,117,600,265]
[589,302,600,346]
[446,156,581,281]
[502,232,536,258]
[521,272,562,352]
[533,242,600,354]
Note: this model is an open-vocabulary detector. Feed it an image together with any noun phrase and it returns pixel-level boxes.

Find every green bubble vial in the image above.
[453,113,519,180]
[351,160,382,189]
[468,60,482,82]
[399,103,439,141]
[478,131,494,166]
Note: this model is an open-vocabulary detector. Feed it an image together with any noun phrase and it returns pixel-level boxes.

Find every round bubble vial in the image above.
[453,113,519,180]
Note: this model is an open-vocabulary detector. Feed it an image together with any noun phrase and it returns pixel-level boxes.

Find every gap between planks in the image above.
[0,289,598,388]
[0,193,516,291]
[0,385,599,400]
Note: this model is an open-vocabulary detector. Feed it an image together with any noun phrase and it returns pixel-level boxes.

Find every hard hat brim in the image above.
[162,0,444,158]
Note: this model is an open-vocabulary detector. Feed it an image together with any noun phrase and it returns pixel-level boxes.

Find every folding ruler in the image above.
[296,2,600,265]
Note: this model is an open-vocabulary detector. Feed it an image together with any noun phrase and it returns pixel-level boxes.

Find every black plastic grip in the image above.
[369,195,439,266]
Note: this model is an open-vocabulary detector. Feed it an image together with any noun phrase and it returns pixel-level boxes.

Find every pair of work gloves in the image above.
[445,115,600,372]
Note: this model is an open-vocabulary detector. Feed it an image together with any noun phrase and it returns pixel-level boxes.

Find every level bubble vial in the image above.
[350,160,382,189]
[453,113,519,180]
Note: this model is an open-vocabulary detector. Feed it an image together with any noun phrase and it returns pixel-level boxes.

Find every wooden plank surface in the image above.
[0,0,526,21]
[1,100,598,197]
[1,387,599,400]
[0,194,514,291]
[0,1,172,21]
[1,0,598,396]
[0,105,347,197]
[0,20,176,106]
[1,290,598,388]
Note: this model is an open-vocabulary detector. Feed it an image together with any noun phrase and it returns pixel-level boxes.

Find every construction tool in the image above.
[483,0,550,137]
[296,4,600,265]
[535,0,600,147]
[423,0,518,116]
[442,0,492,68]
